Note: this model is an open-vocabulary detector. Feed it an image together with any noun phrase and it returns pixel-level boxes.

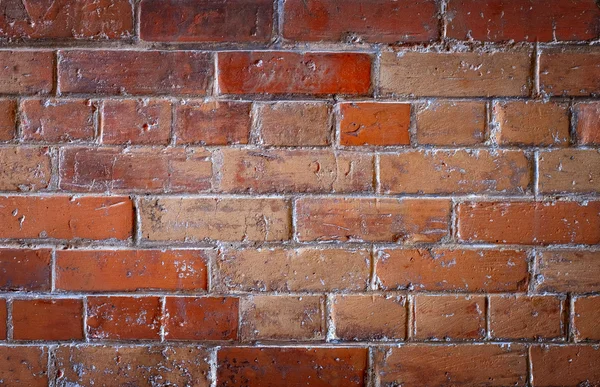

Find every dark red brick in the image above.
[0,248,51,291]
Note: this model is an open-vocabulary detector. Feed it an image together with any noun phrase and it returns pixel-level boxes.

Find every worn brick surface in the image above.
[574,102,600,144]
[415,101,486,145]
[0,99,17,140]
[574,295,600,341]
[531,346,600,386]
[21,99,96,142]
[12,298,83,341]
[415,295,486,340]
[0,347,48,386]
[540,48,600,96]
[538,149,600,193]
[164,297,239,341]
[0,248,51,291]
[537,251,600,293]
[102,99,171,145]
[0,51,54,95]
[0,146,51,191]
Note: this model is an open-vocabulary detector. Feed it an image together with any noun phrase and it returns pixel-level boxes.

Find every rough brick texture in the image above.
[1,1,598,385]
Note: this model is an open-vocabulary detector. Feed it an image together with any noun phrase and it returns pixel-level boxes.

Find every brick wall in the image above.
[0,0,599,385]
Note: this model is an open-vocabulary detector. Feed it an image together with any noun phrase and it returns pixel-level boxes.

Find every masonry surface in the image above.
[0,0,599,386]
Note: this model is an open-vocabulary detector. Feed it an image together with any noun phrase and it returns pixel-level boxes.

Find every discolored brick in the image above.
[415,101,486,145]
[415,295,486,340]
[258,101,331,146]
[489,295,564,339]
[0,248,51,291]
[20,99,96,142]
[339,102,410,146]
[0,147,51,191]
[164,297,239,341]
[102,99,171,145]
[537,250,600,293]
[538,149,600,194]
[87,296,162,340]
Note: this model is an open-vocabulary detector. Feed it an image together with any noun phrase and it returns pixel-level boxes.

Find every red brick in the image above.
[379,51,532,97]
[574,295,600,341]
[0,0,133,40]
[540,48,600,96]
[0,248,51,291]
[257,101,332,146]
[339,102,410,146]
[140,0,273,43]
[283,0,438,43]
[218,51,372,95]
[0,51,53,95]
[102,99,171,145]
[415,295,486,340]
[457,201,600,245]
[56,249,208,292]
[375,345,527,386]
[574,102,600,144]
[12,298,83,340]
[0,196,133,240]
[539,150,600,194]
[0,99,17,141]
[215,148,373,193]
[54,345,210,386]
[537,250,600,293]
[0,146,51,191]
[531,345,600,386]
[175,100,252,145]
[164,297,238,341]
[0,299,5,339]
[447,0,600,42]
[240,295,325,341]
[415,101,486,145]
[60,147,212,193]
[217,347,367,386]
[296,198,450,243]
[21,99,96,142]
[140,197,291,242]
[0,347,48,386]
[376,248,529,292]
[59,50,213,95]
[379,150,531,194]
[333,294,406,341]
[492,101,570,146]
[216,247,370,292]
[87,296,162,340]
[490,295,564,339]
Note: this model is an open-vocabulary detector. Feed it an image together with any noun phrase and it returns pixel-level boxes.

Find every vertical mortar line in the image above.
[82,295,88,342]
[213,53,220,97]
[275,0,285,45]
[369,246,378,291]
[532,149,540,200]
[439,0,448,42]
[374,153,381,195]
[6,298,13,341]
[207,246,219,294]
[567,293,575,343]
[51,248,57,293]
[290,196,298,242]
[160,296,167,343]
[408,102,418,147]
[485,99,497,146]
[527,248,538,295]
[406,293,415,341]
[209,346,218,387]
[134,0,142,43]
[249,102,262,145]
[568,99,577,146]
[332,101,341,149]
[527,345,534,387]
[133,195,143,246]
[325,294,336,342]
[369,346,379,387]
[532,42,540,98]
[52,146,62,191]
[372,47,382,99]
[485,295,491,340]
[47,344,56,387]
[15,97,23,143]
[169,98,178,146]
[96,99,104,144]
[55,50,61,97]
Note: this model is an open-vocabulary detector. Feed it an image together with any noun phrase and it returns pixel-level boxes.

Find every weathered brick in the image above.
[0,146,51,191]
[379,51,532,97]
[215,148,373,193]
[0,99,17,141]
[296,198,450,243]
[457,201,600,245]
[0,299,6,339]
[539,149,600,194]
[140,197,291,242]
[537,250,600,293]
[87,296,162,340]
[56,249,208,292]
[540,48,600,96]
[379,150,530,194]
[339,102,410,146]
[102,99,171,145]
[447,0,600,42]
[492,101,570,146]
[21,99,96,142]
[490,295,564,339]
[574,295,600,341]
[164,297,239,341]
[333,294,406,341]
[0,0,133,40]
[175,100,252,145]
[257,101,331,146]
[140,0,273,43]
[54,345,210,386]
[60,147,212,193]
[59,50,213,95]
[218,52,372,95]
[415,295,486,340]
[375,345,527,386]
[531,345,600,386]
[415,101,486,145]
[0,347,48,386]
[216,247,370,292]
[0,51,53,95]
[284,0,438,43]
[12,298,83,340]
[0,196,133,240]
[217,347,367,386]
[240,296,325,341]
[376,248,528,292]
[0,248,51,291]
[574,102,600,144]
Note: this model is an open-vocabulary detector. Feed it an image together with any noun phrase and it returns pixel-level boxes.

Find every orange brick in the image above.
[0,51,53,95]
[164,297,239,341]
[12,299,83,341]
[379,150,530,194]
[333,294,406,341]
[240,296,325,341]
[0,99,17,141]
[415,101,486,145]
[20,99,96,142]
[0,248,51,291]
[102,99,171,145]
[539,149,600,194]
[339,102,410,146]
[537,250,600,293]
[574,102,600,145]
[0,147,51,191]
[489,295,564,339]
[574,295,600,341]
[540,48,600,96]
[296,198,450,243]
[87,296,162,340]
[415,295,486,340]
[258,102,331,146]
[531,345,600,386]
[0,347,48,386]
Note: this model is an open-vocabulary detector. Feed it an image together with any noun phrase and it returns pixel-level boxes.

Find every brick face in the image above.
[0,99,17,140]
[0,248,51,291]
[531,346,600,386]
[0,347,48,386]
[164,297,239,341]
[415,101,486,145]
[574,102,600,144]
[540,48,600,96]
[0,51,54,95]
[414,295,486,340]
[0,147,51,191]
[538,150,600,194]
[537,250,600,292]
[339,102,411,146]
[101,99,171,145]
[21,99,96,142]
[12,299,84,341]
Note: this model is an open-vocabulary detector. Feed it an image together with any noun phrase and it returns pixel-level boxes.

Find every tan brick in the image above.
[539,149,600,194]
[0,147,51,191]
[415,295,486,340]
[489,295,564,339]
[415,101,486,145]
[258,102,331,146]
[537,250,600,293]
